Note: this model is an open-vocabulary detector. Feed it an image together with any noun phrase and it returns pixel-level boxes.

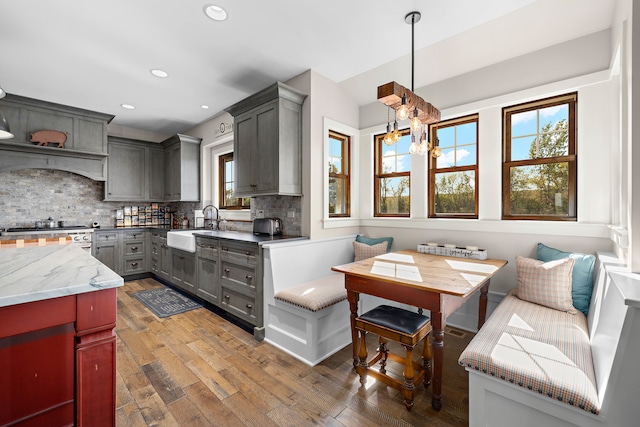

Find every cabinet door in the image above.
[76,335,116,427]
[254,101,278,193]
[159,240,171,281]
[163,146,178,201]
[105,143,146,201]
[234,112,257,195]
[197,255,218,304]
[148,147,165,201]
[182,252,197,291]
[91,232,121,274]
[179,141,200,201]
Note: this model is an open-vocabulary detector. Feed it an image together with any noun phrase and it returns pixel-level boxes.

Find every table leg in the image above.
[431,312,444,411]
[347,290,359,368]
[478,281,490,330]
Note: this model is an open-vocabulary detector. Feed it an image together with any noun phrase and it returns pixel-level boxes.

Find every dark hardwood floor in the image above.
[116,278,472,426]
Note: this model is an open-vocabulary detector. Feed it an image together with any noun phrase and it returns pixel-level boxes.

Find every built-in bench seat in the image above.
[459,252,640,427]
[262,235,358,366]
[273,273,346,312]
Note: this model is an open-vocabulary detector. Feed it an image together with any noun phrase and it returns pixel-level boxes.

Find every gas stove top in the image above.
[4,225,93,233]
[0,225,93,236]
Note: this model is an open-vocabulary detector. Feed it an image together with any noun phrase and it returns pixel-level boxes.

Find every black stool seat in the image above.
[359,305,429,335]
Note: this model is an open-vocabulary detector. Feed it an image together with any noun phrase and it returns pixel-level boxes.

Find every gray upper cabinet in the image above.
[161,134,201,202]
[105,137,163,202]
[225,82,307,197]
[105,134,199,202]
[105,140,147,201]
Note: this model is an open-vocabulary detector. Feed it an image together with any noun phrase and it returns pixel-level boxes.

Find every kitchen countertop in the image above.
[193,230,308,245]
[0,244,123,307]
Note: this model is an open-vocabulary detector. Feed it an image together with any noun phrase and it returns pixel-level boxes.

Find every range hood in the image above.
[0,94,114,181]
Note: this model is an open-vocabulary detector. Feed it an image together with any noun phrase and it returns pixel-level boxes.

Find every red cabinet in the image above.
[0,288,117,426]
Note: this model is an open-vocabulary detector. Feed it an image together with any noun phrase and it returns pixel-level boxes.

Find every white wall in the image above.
[286,70,361,239]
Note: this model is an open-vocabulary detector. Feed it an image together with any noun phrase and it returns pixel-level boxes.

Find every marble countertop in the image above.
[0,244,123,308]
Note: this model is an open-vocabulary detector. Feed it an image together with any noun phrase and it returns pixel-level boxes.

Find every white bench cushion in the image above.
[459,291,599,414]
[274,274,345,312]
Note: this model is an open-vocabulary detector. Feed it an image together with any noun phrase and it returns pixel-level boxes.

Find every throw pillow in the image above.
[354,241,388,262]
[536,243,596,316]
[515,256,577,314]
[355,235,393,253]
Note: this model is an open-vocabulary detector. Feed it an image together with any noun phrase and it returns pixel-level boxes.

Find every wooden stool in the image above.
[354,305,432,410]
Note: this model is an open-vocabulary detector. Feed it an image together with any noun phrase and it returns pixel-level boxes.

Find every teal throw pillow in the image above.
[355,235,393,253]
[536,243,595,316]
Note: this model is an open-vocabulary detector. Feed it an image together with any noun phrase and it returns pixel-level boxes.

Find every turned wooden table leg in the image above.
[347,290,359,368]
[431,312,444,411]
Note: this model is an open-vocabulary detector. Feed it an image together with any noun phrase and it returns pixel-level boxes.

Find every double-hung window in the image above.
[429,114,479,218]
[218,153,250,209]
[328,130,351,217]
[374,128,411,217]
[503,93,577,220]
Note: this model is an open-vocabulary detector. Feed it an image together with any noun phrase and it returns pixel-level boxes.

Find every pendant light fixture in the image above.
[0,85,13,139]
[377,11,441,157]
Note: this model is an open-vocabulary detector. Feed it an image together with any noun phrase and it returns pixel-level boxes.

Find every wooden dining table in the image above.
[332,250,507,410]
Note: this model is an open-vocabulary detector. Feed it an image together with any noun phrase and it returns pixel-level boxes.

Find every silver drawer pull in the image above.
[245,251,251,256]
[224,295,230,299]
[131,262,138,267]
[132,246,138,251]
[245,275,252,280]
[246,304,252,309]
[224,268,230,273]
[222,247,228,251]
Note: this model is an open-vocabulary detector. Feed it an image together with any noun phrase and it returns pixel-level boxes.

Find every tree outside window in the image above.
[429,114,479,218]
[218,153,250,209]
[328,130,350,217]
[503,93,577,220]
[374,129,411,217]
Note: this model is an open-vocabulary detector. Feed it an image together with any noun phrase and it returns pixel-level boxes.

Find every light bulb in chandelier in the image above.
[410,108,421,131]
[409,134,418,154]
[392,120,401,142]
[383,122,394,146]
[418,140,429,155]
[431,137,442,158]
[396,94,409,121]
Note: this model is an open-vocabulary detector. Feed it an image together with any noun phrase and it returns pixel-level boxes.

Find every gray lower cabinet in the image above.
[196,238,219,304]
[122,230,146,276]
[219,239,263,339]
[171,249,196,293]
[159,238,172,281]
[92,231,119,274]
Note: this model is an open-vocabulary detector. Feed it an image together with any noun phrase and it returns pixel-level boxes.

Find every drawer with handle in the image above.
[123,231,145,241]
[124,241,145,256]
[123,256,145,275]
[219,242,257,267]
[220,260,256,293]
[220,286,257,324]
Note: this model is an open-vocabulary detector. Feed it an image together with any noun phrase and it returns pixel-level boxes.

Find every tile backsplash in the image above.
[0,169,303,234]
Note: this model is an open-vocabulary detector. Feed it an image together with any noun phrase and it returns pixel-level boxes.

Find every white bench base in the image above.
[467,370,603,427]
[265,297,351,366]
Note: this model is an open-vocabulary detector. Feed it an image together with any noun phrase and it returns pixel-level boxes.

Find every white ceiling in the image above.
[0,0,615,136]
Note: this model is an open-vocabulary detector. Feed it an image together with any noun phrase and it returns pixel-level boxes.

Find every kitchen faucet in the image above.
[202,205,219,230]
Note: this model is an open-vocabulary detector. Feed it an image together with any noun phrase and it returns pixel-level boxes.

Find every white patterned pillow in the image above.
[515,256,576,314]
[353,241,388,262]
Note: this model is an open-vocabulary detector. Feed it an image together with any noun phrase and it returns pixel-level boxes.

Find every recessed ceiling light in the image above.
[201,105,210,109]
[121,104,136,110]
[150,69,169,78]
[203,4,227,21]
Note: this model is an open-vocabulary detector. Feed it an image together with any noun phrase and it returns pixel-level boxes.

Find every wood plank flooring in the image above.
[116,278,473,426]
